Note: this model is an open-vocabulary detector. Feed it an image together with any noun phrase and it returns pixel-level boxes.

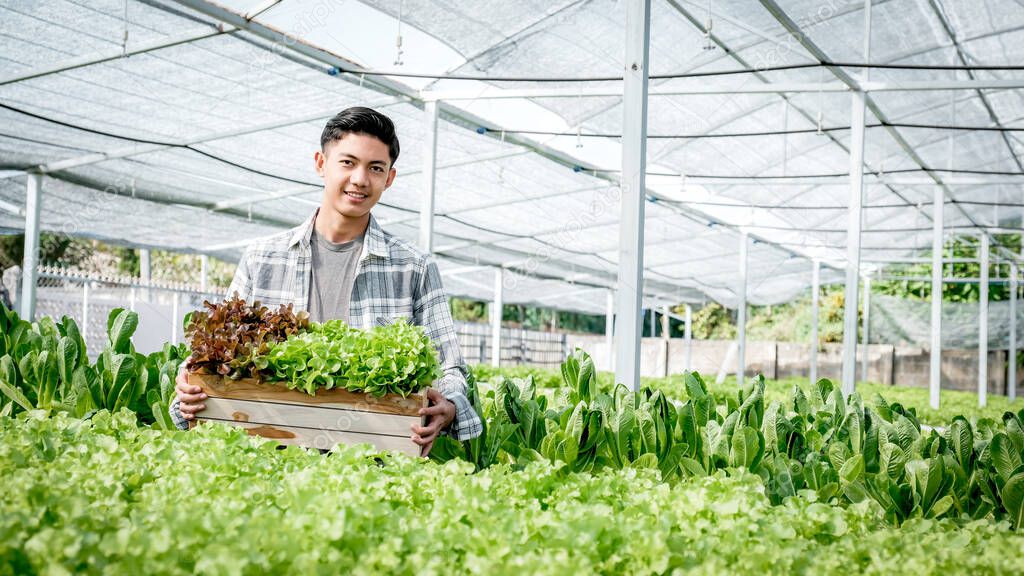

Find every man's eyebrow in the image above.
[338,153,387,165]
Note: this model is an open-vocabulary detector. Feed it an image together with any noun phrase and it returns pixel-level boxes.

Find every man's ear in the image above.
[384,167,397,189]
[314,150,326,177]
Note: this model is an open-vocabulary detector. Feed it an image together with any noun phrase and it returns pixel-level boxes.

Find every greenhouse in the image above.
[2,0,1024,574]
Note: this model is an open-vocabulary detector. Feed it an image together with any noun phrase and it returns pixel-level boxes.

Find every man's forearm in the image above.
[434,368,481,441]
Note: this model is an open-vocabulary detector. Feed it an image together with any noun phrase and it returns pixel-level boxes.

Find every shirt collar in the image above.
[291,209,388,258]
[363,214,390,258]
[290,210,318,248]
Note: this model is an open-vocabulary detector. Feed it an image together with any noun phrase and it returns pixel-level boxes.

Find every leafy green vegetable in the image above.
[442,350,1024,528]
[3,410,1024,574]
[0,305,188,427]
[258,318,440,397]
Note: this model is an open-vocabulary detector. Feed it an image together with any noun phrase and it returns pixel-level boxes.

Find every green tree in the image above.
[687,303,737,340]
[0,233,92,271]
[450,298,488,322]
[115,247,140,277]
[874,234,1021,302]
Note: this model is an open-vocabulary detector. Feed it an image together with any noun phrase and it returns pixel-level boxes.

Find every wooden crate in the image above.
[187,372,427,457]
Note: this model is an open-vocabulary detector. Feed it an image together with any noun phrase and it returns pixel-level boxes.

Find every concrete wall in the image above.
[891,347,1007,395]
[560,334,1019,394]
[566,334,610,371]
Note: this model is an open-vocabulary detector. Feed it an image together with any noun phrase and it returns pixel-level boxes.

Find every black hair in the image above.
[320,106,400,165]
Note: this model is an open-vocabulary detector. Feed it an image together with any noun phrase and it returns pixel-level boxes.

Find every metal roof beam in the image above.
[664,0,890,81]
[678,178,1021,186]
[417,1,589,92]
[863,79,1024,92]
[422,78,1024,101]
[210,185,318,211]
[215,147,534,214]
[664,0,918,263]
[0,25,232,86]
[758,0,1017,262]
[44,171,299,229]
[244,0,284,20]
[164,0,826,299]
[422,82,850,100]
[2,98,401,180]
[433,211,680,255]
[382,184,611,228]
[924,0,1024,174]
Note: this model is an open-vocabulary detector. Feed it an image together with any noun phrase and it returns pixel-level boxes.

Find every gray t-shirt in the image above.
[308,228,364,323]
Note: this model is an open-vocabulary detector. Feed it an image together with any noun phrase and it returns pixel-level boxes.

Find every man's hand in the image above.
[174,370,207,422]
[411,388,455,457]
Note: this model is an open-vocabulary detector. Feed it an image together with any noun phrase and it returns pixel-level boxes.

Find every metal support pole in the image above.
[861,275,871,383]
[490,268,503,368]
[614,0,651,392]
[979,234,989,407]
[841,91,867,398]
[200,255,209,294]
[862,0,873,83]
[171,292,180,345]
[662,305,670,378]
[929,187,944,409]
[737,232,748,385]
[20,173,42,321]
[140,248,151,302]
[1010,263,1018,402]
[81,282,89,338]
[684,304,693,373]
[649,307,656,337]
[810,259,820,385]
[840,0,872,397]
[420,100,438,253]
[1011,201,1019,399]
[606,290,615,372]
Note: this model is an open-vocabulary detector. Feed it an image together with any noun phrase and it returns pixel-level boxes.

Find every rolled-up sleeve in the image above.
[413,258,482,440]
[169,396,188,430]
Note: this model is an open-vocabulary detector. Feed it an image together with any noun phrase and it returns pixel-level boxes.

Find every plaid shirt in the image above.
[170,210,482,441]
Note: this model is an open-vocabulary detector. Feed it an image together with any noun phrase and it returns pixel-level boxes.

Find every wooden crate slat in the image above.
[186,372,428,456]
[196,419,421,457]
[198,396,419,437]
[188,372,426,416]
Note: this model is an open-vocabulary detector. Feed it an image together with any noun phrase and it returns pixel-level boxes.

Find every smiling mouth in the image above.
[344,191,368,200]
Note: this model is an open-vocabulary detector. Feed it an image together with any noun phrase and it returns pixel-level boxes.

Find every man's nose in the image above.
[350,166,369,186]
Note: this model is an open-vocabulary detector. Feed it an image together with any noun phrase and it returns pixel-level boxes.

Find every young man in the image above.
[172,107,481,454]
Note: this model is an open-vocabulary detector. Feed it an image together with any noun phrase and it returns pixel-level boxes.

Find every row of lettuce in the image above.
[2,301,1024,529]
[6,412,1024,574]
[0,304,187,429]
[438,351,1024,528]
[469,364,1022,426]
[0,297,441,429]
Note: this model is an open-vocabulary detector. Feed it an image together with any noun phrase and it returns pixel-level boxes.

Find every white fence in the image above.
[455,321,569,367]
[33,266,223,357]
[25,267,569,366]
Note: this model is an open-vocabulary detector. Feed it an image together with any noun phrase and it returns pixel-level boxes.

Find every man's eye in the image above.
[371,166,384,173]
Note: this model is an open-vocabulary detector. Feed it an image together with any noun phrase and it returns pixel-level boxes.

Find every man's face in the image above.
[315,132,396,221]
